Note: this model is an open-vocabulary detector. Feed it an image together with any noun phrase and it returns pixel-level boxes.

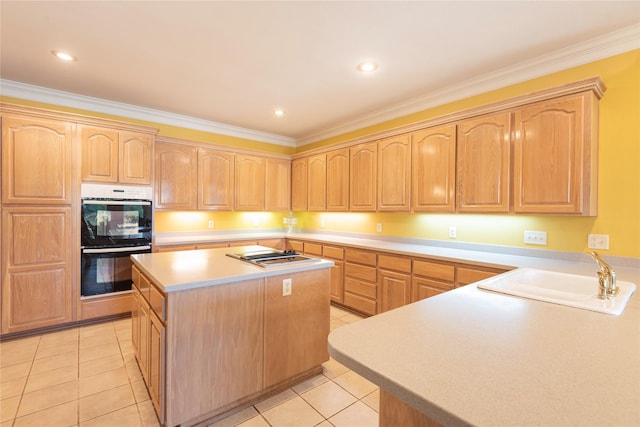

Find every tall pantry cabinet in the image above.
[1,111,78,334]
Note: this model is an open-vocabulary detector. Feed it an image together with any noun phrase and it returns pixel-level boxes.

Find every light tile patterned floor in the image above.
[0,305,377,427]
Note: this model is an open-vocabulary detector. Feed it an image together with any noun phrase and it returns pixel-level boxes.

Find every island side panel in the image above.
[165,278,265,427]
[264,269,331,387]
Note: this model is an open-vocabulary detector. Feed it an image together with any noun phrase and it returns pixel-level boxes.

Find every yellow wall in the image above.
[154,211,284,233]
[296,50,640,258]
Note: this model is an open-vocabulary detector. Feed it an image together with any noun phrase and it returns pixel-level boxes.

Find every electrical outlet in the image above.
[282,278,292,296]
[208,220,214,229]
[524,230,547,246]
[376,223,382,233]
[588,234,609,250]
[320,219,325,228]
[449,226,457,239]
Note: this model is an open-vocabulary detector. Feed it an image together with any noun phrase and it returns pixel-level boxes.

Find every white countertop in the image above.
[131,245,333,293]
[328,263,640,426]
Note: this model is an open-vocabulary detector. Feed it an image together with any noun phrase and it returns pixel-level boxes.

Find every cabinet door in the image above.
[378,135,411,212]
[457,112,511,212]
[514,93,594,214]
[149,311,165,422]
[198,148,234,210]
[266,158,291,211]
[326,148,349,211]
[291,158,308,211]
[412,125,456,212]
[131,288,141,358]
[411,277,453,302]
[2,114,74,204]
[235,154,265,211]
[81,125,119,183]
[154,142,197,210]
[1,207,73,333]
[379,270,411,313]
[330,260,344,304]
[308,154,326,211]
[119,131,152,184]
[350,142,377,211]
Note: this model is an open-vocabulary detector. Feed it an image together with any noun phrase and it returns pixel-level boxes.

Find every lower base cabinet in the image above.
[131,264,330,427]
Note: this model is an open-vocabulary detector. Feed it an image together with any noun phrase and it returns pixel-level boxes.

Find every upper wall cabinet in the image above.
[513,93,597,215]
[308,153,327,211]
[378,134,411,212]
[412,125,456,212]
[350,142,377,211]
[291,158,308,211]
[326,148,349,212]
[266,158,291,212]
[155,142,198,210]
[81,126,153,185]
[2,114,74,205]
[456,112,512,213]
[199,148,234,211]
[235,154,266,211]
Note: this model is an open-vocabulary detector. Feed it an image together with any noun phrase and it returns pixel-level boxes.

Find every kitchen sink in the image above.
[477,268,636,315]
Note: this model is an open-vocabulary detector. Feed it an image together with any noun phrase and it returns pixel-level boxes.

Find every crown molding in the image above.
[296,24,640,146]
[0,80,297,147]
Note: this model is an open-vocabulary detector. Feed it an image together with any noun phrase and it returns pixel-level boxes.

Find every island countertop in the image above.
[131,245,333,293]
[328,265,640,426]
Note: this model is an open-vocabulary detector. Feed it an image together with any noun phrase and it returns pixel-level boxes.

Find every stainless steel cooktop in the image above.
[226,249,320,268]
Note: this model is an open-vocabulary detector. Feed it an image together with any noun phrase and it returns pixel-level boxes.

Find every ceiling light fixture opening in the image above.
[51,50,77,62]
[274,109,285,117]
[357,62,378,72]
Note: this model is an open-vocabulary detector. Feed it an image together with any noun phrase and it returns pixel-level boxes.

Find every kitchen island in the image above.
[130,246,333,427]
[328,264,640,426]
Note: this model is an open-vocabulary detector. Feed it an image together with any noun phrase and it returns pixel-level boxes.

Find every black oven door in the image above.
[81,199,152,247]
[81,246,151,297]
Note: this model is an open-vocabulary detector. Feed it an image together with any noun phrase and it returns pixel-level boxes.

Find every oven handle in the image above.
[82,245,151,254]
[81,200,151,206]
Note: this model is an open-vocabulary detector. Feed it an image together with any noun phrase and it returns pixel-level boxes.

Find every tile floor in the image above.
[1,305,377,427]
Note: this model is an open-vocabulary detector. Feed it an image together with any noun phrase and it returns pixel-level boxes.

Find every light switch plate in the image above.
[588,234,609,250]
[524,230,547,245]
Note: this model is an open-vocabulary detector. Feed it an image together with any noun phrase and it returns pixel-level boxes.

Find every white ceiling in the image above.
[1,1,639,147]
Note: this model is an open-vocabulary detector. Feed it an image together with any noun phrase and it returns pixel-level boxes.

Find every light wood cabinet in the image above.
[350,142,377,211]
[235,154,266,211]
[455,264,507,287]
[154,142,198,210]
[266,158,291,211]
[378,135,411,212]
[457,112,512,213]
[326,148,349,211]
[2,114,74,205]
[1,207,74,333]
[308,154,327,211]
[198,148,234,211]
[264,269,330,387]
[412,124,457,212]
[412,259,455,301]
[323,245,345,304]
[291,158,308,211]
[148,310,165,416]
[513,93,598,215]
[119,131,152,184]
[378,254,412,313]
[344,248,377,315]
[82,126,152,184]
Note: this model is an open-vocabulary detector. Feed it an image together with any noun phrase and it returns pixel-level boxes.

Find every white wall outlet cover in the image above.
[282,278,292,296]
[524,230,547,245]
[376,223,382,233]
[449,226,457,239]
[588,234,610,250]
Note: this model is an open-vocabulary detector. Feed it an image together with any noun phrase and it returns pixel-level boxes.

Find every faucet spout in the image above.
[587,251,618,299]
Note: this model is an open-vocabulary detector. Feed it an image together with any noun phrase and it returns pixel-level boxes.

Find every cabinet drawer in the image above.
[303,242,323,256]
[322,245,344,260]
[345,277,377,299]
[139,273,152,301]
[286,240,304,252]
[257,239,284,250]
[132,265,141,291]
[457,266,503,286]
[378,254,411,273]
[149,284,166,321]
[229,240,258,247]
[344,292,377,316]
[345,262,377,282]
[344,249,376,266]
[413,260,455,282]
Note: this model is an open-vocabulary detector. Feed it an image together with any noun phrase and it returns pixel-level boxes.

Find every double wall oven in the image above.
[80,184,152,298]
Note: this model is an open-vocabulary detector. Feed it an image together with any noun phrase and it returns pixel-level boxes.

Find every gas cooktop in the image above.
[226,249,320,268]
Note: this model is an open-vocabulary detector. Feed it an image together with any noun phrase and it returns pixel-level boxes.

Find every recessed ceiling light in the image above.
[51,50,77,62]
[357,62,378,72]
[274,109,285,117]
